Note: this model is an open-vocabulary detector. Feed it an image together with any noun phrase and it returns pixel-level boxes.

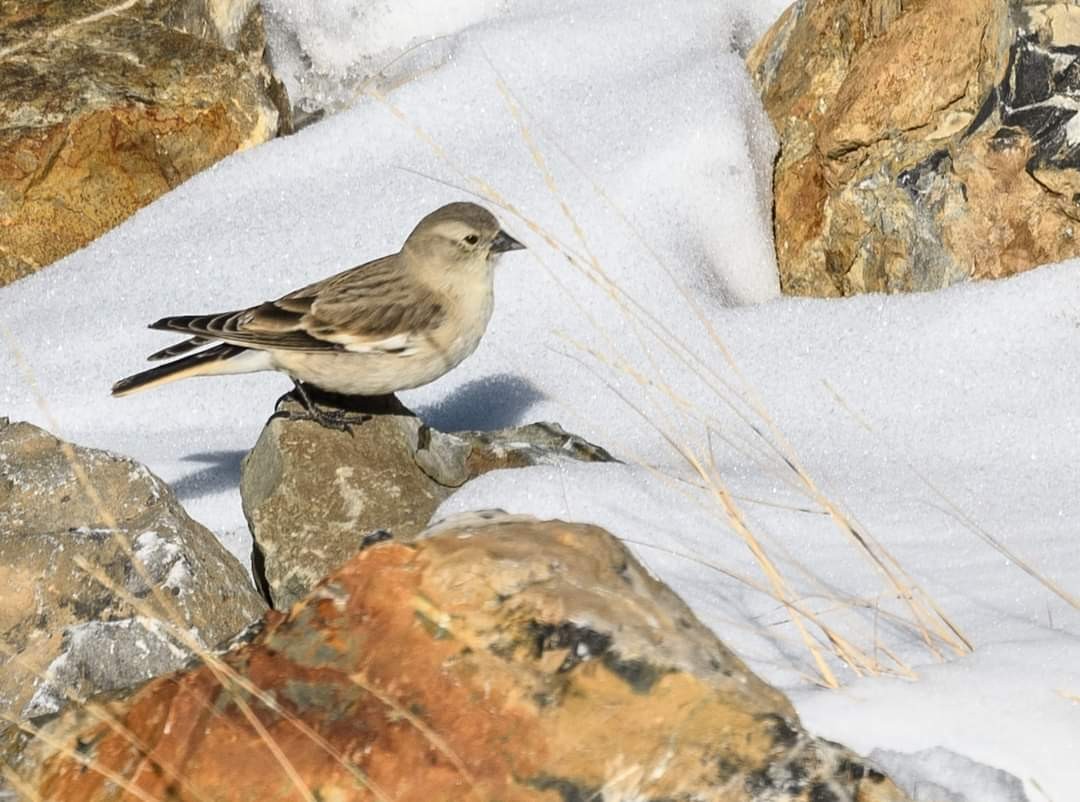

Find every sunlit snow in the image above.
[1,1,1077,798]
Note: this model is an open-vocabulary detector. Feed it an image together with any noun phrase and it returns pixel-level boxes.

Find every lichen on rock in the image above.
[9,513,911,802]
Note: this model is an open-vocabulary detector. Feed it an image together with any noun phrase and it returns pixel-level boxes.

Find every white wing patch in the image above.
[341,332,419,355]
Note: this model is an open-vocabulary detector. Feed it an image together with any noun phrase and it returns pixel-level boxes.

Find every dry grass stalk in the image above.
[0,0,141,61]
[348,674,480,794]
[0,642,219,802]
[826,381,1079,610]
[561,330,928,681]
[71,556,396,802]
[0,765,45,802]
[484,81,980,670]
[0,712,162,802]
[564,342,868,683]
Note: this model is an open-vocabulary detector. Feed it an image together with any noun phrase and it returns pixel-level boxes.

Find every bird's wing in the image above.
[146,335,214,361]
[150,255,446,354]
[149,306,335,351]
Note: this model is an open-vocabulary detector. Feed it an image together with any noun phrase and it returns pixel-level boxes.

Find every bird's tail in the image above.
[111,344,252,397]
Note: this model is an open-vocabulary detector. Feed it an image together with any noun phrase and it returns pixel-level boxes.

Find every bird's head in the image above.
[403,202,525,274]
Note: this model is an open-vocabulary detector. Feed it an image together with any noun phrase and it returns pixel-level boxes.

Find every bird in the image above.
[111,202,525,428]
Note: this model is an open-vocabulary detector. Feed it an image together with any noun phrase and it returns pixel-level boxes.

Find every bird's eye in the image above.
[463,234,479,245]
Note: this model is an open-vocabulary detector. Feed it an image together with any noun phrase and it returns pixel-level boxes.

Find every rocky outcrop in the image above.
[749,1,1080,296]
[241,394,614,609]
[9,513,910,802]
[0,419,265,721]
[0,0,288,285]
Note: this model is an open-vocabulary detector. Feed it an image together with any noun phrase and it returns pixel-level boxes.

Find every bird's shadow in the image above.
[172,450,247,503]
[415,374,546,432]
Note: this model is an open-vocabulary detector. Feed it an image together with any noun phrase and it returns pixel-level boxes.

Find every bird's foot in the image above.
[270,381,373,434]
[270,406,372,434]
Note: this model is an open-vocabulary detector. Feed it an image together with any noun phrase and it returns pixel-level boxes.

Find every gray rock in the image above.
[0,420,266,721]
[240,395,615,610]
[21,618,190,719]
[413,420,615,487]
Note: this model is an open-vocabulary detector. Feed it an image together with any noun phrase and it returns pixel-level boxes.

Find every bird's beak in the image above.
[490,230,526,253]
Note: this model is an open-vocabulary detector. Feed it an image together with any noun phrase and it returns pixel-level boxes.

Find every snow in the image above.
[262,0,510,113]
[869,747,1029,802]
[1,0,1077,798]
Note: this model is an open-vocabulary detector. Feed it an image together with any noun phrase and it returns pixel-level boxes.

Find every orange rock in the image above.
[0,0,285,285]
[748,0,1080,296]
[13,513,909,801]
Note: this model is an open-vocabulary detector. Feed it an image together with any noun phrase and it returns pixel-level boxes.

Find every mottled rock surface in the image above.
[241,394,615,609]
[0,0,286,285]
[0,419,265,721]
[749,0,1080,296]
[10,513,910,802]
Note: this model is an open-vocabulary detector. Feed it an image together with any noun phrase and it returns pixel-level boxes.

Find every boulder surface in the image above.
[241,394,614,609]
[0,419,265,721]
[749,0,1080,296]
[0,0,286,284]
[10,513,910,802]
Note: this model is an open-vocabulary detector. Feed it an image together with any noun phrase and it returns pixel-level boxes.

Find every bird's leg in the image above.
[290,380,319,415]
[270,381,372,433]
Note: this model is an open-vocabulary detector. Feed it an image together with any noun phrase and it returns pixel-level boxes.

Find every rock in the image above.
[0,420,266,722]
[240,394,615,609]
[9,513,910,802]
[0,0,287,285]
[748,1,1080,296]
